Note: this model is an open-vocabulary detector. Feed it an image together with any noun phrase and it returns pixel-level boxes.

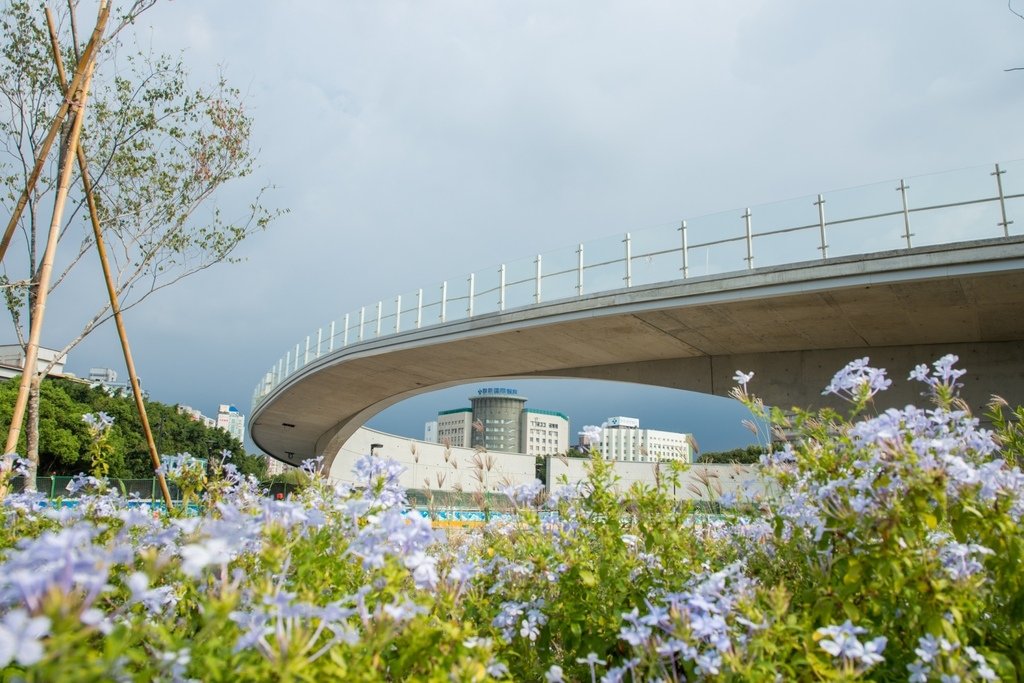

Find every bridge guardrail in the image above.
[253,160,1024,409]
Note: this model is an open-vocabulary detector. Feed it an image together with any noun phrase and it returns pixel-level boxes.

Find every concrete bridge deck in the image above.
[251,235,1024,467]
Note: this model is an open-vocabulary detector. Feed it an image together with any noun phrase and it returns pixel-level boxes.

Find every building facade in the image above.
[469,389,528,453]
[86,366,141,395]
[429,388,569,456]
[436,408,472,448]
[586,416,694,463]
[522,408,570,457]
[178,405,216,428]
[0,344,67,379]
[216,404,245,443]
[423,420,438,443]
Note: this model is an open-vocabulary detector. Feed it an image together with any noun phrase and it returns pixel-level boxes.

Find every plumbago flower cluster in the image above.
[0,355,1023,680]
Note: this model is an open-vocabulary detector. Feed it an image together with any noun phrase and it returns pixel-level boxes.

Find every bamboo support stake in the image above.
[45,9,174,509]
[4,61,96,456]
[0,2,110,266]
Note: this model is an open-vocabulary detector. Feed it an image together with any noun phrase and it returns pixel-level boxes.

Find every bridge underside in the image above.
[250,238,1024,469]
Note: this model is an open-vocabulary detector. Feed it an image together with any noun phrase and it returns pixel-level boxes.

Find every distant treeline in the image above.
[0,376,267,479]
[696,444,771,464]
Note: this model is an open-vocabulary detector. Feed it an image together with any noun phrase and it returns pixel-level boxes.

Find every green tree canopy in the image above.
[0,376,266,480]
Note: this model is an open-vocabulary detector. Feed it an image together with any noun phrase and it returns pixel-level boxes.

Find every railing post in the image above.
[375,301,382,337]
[294,343,301,369]
[897,179,913,248]
[814,194,828,259]
[316,328,322,358]
[467,273,475,317]
[742,208,753,269]
[328,321,335,352]
[416,289,423,328]
[679,220,688,279]
[993,163,1013,237]
[343,313,350,347]
[304,336,311,364]
[285,350,292,375]
[358,307,365,341]
[395,295,402,333]
[576,243,584,295]
[440,281,447,323]
[534,255,542,303]
[498,265,506,311]
[276,357,283,384]
[624,232,632,287]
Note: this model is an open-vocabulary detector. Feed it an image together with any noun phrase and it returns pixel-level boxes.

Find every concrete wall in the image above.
[330,426,762,504]
[329,426,536,494]
[547,456,762,502]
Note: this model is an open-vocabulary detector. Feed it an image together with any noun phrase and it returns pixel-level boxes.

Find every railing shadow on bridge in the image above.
[254,160,1024,408]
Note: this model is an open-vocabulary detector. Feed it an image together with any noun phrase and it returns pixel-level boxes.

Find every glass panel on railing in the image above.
[320,319,336,352]
[1000,158,1024,198]
[631,221,685,287]
[397,290,419,332]
[445,276,470,323]
[339,316,352,349]
[1006,196,1024,237]
[749,195,822,268]
[583,232,627,294]
[378,300,399,337]
[905,165,1003,245]
[504,254,539,310]
[685,210,747,277]
[420,284,444,327]
[346,309,365,345]
[539,245,579,302]
[911,201,1002,247]
[821,179,906,258]
[473,267,502,317]
[998,159,1024,236]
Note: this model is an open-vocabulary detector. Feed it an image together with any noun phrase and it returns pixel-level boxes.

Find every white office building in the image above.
[178,405,216,428]
[87,366,140,395]
[522,408,570,457]
[436,408,473,448]
[586,416,694,463]
[429,389,570,456]
[216,404,245,443]
[424,420,438,443]
[0,344,66,379]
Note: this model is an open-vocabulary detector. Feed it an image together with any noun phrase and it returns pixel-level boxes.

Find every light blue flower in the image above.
[822,357,891,402]
[0,608,50,666]
[732,370,754,387]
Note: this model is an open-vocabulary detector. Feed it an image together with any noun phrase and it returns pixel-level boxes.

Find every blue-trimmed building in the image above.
[427,388,569,456]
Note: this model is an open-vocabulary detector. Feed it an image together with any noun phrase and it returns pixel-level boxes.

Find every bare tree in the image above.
[0,1,284,485]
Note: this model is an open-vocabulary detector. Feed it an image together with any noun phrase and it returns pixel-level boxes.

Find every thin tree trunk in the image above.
[23,375,39,492]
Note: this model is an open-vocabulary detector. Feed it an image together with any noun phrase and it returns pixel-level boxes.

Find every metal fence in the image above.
[253,160,1024,408]
[10,476,300,501]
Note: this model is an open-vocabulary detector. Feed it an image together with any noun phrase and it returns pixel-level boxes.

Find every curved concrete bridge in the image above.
[251,163,1024,467]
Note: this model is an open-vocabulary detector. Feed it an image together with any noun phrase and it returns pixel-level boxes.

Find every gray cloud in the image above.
[36,0,1024,452]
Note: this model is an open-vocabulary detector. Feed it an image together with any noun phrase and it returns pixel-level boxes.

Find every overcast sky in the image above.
[29,0,1024,453]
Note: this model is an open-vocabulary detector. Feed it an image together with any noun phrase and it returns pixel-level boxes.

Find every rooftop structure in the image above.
[583,417,695,463]
[0,344,66,379]
[429,388,569,457]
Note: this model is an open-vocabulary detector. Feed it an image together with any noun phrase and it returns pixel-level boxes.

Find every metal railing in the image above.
[10,475,302,501]
[253,160,1024,409]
